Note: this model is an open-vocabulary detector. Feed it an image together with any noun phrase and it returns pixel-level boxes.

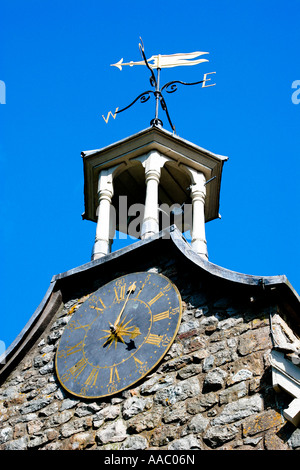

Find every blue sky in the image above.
[1,0,299,350]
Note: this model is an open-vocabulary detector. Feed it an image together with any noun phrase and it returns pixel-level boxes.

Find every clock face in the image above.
[55,271,182,398]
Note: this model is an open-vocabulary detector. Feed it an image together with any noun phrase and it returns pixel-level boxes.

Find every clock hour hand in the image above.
[111,282,136,333]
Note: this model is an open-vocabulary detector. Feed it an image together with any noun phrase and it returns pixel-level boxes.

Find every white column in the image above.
[141,168,160,239]
[140,151,168,240]
[189,169,208,259]
[91,169,114,260]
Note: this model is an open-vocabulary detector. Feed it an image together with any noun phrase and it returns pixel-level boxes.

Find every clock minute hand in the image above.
[112,282,136,331]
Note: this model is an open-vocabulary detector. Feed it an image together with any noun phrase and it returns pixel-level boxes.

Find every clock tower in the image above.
[0,123,299,451]
[0,41,299,451]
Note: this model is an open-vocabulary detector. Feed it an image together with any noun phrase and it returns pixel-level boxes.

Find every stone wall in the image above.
[0,260,299,451]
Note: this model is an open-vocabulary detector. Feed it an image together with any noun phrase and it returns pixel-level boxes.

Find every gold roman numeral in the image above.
[109,366,120,384]
[98,296,106,309]
[148,291,164,306]
[114,284,126,302]
[133,357,144,367]
[162,283,172,293]
[66,341,84,356]
[107,365,121,394]
[67,320,90,332]
[153,310,170,322]
[145,334,163,346]
[69,357,87,379]
[133,356,148,375]
[90,296,106,313]
[85,367,99,387]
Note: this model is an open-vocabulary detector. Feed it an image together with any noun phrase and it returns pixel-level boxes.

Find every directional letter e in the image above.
[0,80,6,104]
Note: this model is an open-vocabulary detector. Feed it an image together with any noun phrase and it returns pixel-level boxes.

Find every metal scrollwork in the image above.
[162,83,178,94]
[161,79,205,94]
[112,39,212,132]
[117,90,154,115]
[139,38,157,89]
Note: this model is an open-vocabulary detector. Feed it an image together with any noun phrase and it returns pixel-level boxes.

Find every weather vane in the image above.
[102,38,216,132]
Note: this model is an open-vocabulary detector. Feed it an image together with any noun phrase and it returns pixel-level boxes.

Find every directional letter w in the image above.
[102,107,119,123]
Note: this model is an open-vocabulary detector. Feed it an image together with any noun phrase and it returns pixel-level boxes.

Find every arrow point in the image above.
[111,58,123,70]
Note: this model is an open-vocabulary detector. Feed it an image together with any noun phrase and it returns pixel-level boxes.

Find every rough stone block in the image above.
[212,394,263,426]
[203,367,227,392]
[242,409,284,437]
[203,424,239,448]
[238,327,272,356]
[96,419,127,445]
[168,435,202,450]
[219,381,247,405]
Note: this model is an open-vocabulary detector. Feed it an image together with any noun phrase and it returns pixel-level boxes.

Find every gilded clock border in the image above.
[55,271,182,399]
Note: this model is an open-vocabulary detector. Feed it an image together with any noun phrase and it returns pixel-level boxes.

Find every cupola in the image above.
[81,125,227,260]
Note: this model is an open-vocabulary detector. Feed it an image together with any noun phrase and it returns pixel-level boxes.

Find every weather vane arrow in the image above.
[102,38,216,132]
[111,51,209,71]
